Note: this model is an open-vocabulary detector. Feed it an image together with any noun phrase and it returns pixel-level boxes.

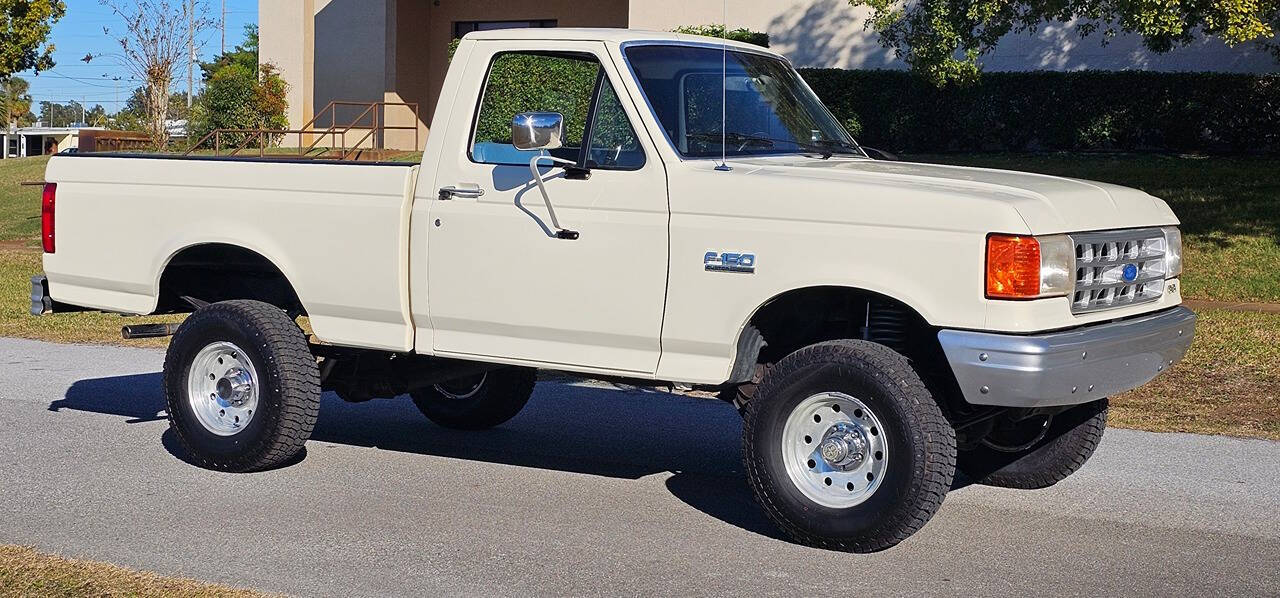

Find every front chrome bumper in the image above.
[938,306,1196,408]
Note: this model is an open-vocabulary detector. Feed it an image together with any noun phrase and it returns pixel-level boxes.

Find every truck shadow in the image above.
[50,374,787,539]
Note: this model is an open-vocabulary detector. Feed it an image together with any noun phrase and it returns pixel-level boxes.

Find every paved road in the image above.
[1,338,1278,597]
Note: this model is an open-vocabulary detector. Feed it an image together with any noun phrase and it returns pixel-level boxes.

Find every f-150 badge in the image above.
[705,251,756,274]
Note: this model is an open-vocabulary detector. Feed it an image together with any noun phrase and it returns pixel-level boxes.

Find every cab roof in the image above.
[462,28,782,58]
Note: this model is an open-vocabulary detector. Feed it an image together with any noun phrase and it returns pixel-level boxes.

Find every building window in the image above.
[453,20,557,40]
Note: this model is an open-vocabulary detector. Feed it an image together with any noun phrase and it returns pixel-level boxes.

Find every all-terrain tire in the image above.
[958,399,1107,489]
[163,300,320,472]
[743,340,956,552]
[410,367,536,430]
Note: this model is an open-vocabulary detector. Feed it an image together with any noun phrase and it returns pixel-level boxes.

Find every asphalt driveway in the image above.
[1,337,1278,596]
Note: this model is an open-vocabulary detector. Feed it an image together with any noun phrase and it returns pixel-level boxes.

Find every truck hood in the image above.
[729,157,1179,234]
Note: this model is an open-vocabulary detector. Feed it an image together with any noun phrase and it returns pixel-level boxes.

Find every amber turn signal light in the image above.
[986,234,1042,298]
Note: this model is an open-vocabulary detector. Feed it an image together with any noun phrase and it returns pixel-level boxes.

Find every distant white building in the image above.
[1,126,102,159]
[166,119,189,140]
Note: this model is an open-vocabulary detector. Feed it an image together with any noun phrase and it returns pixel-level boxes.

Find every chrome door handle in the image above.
[438,186,484,200]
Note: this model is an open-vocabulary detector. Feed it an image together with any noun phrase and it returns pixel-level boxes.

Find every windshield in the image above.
[624,44,863,159]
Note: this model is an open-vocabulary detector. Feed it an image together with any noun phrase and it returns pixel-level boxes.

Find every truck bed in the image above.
[43,153,421,351]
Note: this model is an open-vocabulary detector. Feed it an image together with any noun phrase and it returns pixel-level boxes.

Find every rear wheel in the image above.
[410,367,536,430]
[743,340,956,552]
[163,300,320,472]
[958,399,1107,489]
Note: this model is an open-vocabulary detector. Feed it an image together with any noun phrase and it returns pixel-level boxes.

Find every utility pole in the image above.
[187,0,195,110]
[221,0,227,55]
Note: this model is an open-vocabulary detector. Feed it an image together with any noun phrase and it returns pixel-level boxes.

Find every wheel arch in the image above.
[728,284,938,383]
[154,242,308,316]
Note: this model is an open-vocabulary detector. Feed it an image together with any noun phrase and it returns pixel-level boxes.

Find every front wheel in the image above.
[743,340,956,552]
[958,399,1107,489]
[409,367,536,430]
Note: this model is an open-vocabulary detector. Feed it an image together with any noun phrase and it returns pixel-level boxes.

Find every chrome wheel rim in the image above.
[186,341,259,436]
[781,392,889,508]
[434,372,487,400]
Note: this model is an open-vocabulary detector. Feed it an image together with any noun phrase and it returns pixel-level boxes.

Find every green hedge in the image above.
[799,70,1280,153]
[473,53,598,145]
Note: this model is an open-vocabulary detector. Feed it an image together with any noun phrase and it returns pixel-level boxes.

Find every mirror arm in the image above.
[529,155,579,239]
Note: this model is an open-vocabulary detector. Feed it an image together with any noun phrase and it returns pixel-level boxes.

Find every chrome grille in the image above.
[1070,228,1168,314]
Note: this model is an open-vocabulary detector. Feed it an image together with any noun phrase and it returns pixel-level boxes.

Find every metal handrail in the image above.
[184,101,421,161]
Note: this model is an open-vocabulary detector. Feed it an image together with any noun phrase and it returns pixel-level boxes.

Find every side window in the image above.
[585,81,645,169]
[470,51,644,170]
[471,52,600,165]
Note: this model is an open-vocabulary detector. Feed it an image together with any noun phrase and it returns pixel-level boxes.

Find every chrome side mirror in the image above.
[511,112,565,151]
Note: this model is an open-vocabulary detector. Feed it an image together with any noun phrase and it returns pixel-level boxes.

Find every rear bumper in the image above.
[938,306,1196,408]
[31,275,52,315]
[30,274,89,316]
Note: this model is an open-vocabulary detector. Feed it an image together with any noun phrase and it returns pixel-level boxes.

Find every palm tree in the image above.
[1,76,34,128]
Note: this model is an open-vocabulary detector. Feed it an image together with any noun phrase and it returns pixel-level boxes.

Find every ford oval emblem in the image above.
[1122,263,1139,282]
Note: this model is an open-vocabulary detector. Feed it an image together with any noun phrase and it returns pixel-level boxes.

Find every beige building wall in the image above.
[259,1,313,141]
[261,0,628,151]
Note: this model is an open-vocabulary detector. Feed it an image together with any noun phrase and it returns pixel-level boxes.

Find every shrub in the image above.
[672,25,770,47]
[473,53,599,144]
[799,69,1280,153]
[189,63,290,148]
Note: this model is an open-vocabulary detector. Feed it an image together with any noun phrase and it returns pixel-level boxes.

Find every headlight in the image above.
[1162,226,1182,277]
[985,233,1074,299]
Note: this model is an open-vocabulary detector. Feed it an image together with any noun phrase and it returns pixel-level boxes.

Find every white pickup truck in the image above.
[33,29,1195,552]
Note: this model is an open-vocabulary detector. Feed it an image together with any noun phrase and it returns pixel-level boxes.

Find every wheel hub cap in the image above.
[215,368,253,405]
[186,341,259,436]
[819,422,868,470]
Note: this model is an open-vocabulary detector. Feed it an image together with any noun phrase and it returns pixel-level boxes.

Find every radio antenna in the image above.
[714,0,731,172]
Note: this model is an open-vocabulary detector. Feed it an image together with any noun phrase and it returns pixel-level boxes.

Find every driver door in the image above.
[422,42,669,375]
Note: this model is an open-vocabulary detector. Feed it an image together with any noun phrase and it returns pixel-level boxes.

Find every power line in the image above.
[39,71,130,88]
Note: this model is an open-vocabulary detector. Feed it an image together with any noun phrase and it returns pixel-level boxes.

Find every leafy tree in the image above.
[0,0,66,78]
[187,24,289,148]
[188,62,290,148]
[672,25,770,47]
[852,0,1280,85]
[97,0,213,148]
[85,103,108,127]
[1,75,36,126]
[38,99,81,127]
[113,86,192,131]
[200,24,258,79]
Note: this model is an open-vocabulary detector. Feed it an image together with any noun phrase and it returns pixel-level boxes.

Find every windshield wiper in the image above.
[813,138,865,156]
[686,131,843,159]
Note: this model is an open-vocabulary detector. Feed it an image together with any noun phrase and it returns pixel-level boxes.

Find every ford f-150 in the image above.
[32,29,1195,552]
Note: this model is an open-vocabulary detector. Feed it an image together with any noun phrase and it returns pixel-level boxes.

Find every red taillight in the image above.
[41,183,56,254]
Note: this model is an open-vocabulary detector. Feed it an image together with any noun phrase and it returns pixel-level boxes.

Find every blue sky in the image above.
[16,0,259,113]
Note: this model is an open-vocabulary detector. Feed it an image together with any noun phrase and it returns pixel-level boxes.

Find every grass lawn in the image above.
[1,153,1277,439]
[0,250,171,347]
[1110,309,1279,439]
[0,156,48,246]
[0,545,272,598]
